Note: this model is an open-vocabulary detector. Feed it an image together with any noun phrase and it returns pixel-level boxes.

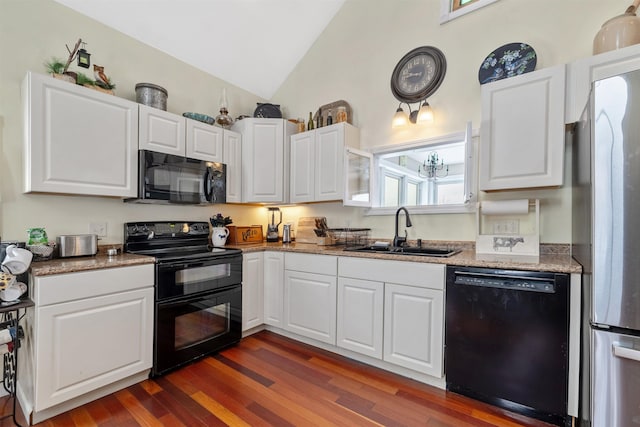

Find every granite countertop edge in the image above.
[28,242,581,276]
[233,242,582,274]
[30,253,155,277]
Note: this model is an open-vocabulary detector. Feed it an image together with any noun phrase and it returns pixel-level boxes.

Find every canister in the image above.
[135,83,168,111]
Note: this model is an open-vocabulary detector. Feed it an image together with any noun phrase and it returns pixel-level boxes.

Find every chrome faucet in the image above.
[393,207,412,247]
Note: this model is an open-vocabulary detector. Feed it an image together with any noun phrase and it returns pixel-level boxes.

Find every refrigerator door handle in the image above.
[613,343,640,362]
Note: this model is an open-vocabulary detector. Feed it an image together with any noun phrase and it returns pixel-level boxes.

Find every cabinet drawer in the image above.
[34,264,154,306]
[339,257,444,290]
[285,253,337,275]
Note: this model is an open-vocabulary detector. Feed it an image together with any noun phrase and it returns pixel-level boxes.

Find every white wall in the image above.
[0,0,629,244]
[272,0,627,243]
[0,0,269,243]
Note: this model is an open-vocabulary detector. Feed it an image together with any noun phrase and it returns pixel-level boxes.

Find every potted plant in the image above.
[209,214,232,247]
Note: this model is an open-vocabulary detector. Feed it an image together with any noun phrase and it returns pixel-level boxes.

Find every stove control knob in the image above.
[130,225,139,235]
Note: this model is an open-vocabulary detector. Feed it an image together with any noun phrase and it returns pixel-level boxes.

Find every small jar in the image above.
[336,106,347,123]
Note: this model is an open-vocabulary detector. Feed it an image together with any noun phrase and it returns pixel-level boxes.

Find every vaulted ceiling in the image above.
[53,0,346,99]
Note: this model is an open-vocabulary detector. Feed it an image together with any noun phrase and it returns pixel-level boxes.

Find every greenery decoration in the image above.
[210,213,233,227]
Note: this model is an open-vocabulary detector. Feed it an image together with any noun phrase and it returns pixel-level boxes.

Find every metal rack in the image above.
[0,299,34,427]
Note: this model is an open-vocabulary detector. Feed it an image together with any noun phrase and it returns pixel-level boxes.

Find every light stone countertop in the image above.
[28,241,581,276]
[232,241,582,274]
[29,253,155,277]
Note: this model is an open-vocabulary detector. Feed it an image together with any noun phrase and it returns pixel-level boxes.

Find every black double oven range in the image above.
[124,221,242,376]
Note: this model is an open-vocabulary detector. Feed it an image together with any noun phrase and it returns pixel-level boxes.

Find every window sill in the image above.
[364,203,476,216]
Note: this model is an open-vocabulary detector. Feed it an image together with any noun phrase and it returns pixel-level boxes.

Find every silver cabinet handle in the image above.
[613,344,640,362]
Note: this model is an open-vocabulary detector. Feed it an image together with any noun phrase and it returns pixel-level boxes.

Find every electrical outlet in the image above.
[89,222,107,237]
[493,219,519,235]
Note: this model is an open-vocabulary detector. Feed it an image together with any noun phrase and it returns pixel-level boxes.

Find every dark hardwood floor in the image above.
[4,330,555,426]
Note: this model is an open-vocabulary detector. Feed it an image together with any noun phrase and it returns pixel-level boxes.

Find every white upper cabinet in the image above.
[233,118,295,203]
[138,105,185,156]
[290,122,361,203]
[22,71,138,197]
[223,129,242,203]
[138,105,224,162]
[566,44,640,123]
[186,119,224,162]
[479,64,566,191]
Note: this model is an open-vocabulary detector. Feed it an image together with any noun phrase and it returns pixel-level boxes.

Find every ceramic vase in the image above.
[210,227,230,247]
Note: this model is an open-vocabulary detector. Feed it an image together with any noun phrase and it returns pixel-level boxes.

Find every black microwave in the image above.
[127,150,226,204]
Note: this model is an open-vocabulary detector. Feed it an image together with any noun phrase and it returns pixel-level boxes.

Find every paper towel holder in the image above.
[475,199,540,259]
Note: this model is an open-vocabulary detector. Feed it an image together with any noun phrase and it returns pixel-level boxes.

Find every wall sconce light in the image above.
[418,151,448,179]
[391,100,434,128]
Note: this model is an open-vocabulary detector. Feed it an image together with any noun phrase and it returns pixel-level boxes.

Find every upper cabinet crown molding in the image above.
[22,71,139,198]
[479,64,566,191]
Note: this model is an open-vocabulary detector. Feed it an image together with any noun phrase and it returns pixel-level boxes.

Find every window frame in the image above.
[365,123,477,216]
[440,0,500,24]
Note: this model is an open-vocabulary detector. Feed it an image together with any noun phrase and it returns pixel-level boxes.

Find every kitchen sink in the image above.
[344,245,461,258]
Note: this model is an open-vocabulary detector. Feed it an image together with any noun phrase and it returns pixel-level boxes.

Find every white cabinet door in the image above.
[35,287,153,410]
[315,125,345,201]
[566,44,640,123]
[263,251,285,327]
[479,64,565,191]
[138,105,185,156]
[234,118,294,203]
[284,270,337,345]
[383,283,444,378]
[343,147,373,207]
[289,123,360,203]
[242,252,264,331]
[223,129,242,203]
[336,277,383,359]
[290,131,315,203]
[186,118,223,162]
[22,71,138,197]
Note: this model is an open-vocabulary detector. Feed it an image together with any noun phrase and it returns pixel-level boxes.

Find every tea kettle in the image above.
[594,0,640,54]
[266,207,282,242]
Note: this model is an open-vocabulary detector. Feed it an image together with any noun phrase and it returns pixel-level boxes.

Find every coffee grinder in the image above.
[266,207,282,242]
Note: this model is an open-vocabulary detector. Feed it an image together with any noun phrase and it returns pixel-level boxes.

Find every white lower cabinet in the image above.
[383,283,444,378]
[263,251,285,327]
[24,264,154,420]
[242,252,264,331]
[284,253,337,345]
[336,277,383,359]
[338,257,445,378]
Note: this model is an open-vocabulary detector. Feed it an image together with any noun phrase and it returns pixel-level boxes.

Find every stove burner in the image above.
[123,221,241,262]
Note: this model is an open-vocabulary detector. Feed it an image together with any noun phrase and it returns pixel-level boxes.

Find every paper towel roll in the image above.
[480,199,530,215]
[0,329,11,345]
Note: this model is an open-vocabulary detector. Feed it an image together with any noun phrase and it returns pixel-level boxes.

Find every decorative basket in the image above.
[27,244,55,261]
[324,228,371,247]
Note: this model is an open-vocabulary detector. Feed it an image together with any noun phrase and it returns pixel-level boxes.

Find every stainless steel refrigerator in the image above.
[573,68,640,427]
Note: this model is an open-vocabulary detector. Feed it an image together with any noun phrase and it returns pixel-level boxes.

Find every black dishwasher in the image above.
[445,266,570,426]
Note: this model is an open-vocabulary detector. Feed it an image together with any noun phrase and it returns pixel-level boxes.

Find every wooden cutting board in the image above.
[296,217,326,243]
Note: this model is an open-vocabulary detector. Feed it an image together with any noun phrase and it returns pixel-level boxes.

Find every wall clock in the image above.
[390,46,447,103]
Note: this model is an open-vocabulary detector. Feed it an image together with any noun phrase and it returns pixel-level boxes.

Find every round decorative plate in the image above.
[478,42,537,85]
[253,103,282,118]
[182,112,215,125]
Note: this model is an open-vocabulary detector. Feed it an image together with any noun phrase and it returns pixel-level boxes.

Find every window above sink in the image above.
[366,122,477,216]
